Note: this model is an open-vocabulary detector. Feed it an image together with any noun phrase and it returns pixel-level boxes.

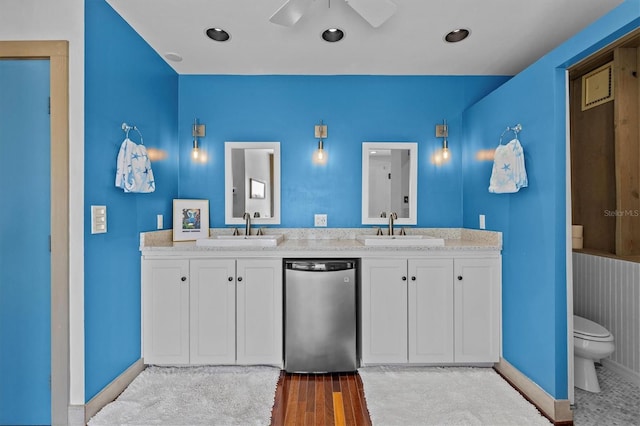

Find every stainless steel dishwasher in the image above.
[284,259,358,373]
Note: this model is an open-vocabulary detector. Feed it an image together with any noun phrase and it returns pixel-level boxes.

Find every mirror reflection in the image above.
[362,142,417,225]
[225,142,281,225]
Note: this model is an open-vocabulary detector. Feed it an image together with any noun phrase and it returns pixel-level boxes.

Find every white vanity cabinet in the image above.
[453,257,501,363]
[142,257,282,366]
[361,258,409,363]
[189,259,236,365]
[361,258,454,364]
[235,259,283,365]
[409,258,455,363]
[361,255,500,365]
[142,259,190,365]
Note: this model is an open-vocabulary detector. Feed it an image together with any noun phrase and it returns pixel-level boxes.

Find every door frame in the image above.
[565,27,640,405]
[564,69,575,404]
[0,41,70,425]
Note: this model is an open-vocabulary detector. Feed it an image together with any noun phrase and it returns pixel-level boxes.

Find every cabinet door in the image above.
[142,259,189,365]
[236,258,283,366]
[361,258,408,364]
[454,257,501,363]
[408,258,454,363]
[190,259,236,364]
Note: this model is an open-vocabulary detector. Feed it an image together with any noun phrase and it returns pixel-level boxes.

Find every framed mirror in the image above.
[362,142,417,225]
[225,141,281,225]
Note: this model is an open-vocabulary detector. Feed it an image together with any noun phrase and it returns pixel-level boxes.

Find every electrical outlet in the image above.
[157,214,163,230]
[314,214,327,227]
[479,214,486,230]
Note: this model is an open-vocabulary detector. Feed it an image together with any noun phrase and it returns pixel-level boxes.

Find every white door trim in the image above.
[564,69,575,404]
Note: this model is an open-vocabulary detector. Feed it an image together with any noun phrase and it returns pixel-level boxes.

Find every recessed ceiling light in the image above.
[322,28,345,43]
[206,28,230,42]
[444,28,470,43]
[164,52,183,62]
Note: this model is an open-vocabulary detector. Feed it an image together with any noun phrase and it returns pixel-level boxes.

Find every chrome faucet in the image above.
[243,212,251,236]
[388,212,397,236]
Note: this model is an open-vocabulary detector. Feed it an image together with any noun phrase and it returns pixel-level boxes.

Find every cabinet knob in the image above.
[228,276,233,282]
[411,276,416,281]
[457,276,463,281]
[181,276,187,282]
[238,277,243,282]
[402,276,407,281]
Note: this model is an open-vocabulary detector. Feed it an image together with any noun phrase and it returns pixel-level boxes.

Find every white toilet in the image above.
[573,315,615,393]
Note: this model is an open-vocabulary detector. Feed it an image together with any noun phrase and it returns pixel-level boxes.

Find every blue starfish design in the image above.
[132,152,141,160]
[502,163,511,172]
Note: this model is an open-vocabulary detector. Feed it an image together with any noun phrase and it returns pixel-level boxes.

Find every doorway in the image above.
[0,41,70,425]
[0,58,51,424]
[566,28,640,405]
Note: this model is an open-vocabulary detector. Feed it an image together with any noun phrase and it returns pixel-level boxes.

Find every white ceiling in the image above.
[106,0,624,76]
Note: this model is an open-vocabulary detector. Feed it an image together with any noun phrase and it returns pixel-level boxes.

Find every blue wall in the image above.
[84,0,179,400]
[178,75,508,228]
[462,0,640,399]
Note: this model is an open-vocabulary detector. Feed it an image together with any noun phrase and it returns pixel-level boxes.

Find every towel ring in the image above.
[122,122,144,144]
[499,123,522,145]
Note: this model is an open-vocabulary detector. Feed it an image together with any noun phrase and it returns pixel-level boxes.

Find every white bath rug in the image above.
[88,365,281,426]
[358,366,550,425]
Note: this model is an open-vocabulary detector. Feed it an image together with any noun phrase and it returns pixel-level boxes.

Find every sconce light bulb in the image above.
[313,148,328,165]
[312,140,328,165]
[192,137,200,160]
[441,137,450,161]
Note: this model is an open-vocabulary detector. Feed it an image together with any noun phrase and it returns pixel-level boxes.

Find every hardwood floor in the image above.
[270,371,372,426]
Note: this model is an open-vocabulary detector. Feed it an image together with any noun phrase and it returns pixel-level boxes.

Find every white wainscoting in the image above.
[573,253,640,384]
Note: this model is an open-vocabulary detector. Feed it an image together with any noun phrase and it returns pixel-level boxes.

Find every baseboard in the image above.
[84,358,146,423]
[67,404,85,426]
[602,359,640,386]
[494,358,573,424]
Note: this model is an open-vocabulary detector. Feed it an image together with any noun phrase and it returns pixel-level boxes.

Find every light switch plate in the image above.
[91,205,107,234]
[479,214,486,230]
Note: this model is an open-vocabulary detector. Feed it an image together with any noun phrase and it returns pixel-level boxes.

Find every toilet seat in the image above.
[574,315,613,341]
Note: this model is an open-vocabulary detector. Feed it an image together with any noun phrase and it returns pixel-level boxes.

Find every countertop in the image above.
[140,228,502,257]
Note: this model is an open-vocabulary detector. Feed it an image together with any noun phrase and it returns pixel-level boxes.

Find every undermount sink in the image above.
[196,234,284,247]
[356,234,445,247]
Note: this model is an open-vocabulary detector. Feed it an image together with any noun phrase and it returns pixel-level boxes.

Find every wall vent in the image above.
[581,61,614,110]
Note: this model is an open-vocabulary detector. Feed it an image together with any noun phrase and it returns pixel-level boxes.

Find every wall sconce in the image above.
[192,118,205,161]
[313,120,328,165]
[435,119,450,162]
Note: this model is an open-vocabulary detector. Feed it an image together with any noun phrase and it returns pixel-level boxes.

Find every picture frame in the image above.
[249,178,266,199]
[172,199,210,241]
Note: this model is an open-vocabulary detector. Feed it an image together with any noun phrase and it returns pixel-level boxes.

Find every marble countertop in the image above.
[140,228,502,255]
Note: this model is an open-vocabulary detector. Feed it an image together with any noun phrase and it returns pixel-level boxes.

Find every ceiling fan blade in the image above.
[269,0,313,26]
[345,0,397,28]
